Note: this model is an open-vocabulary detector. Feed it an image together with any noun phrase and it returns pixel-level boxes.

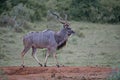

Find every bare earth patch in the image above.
[0,66,117,80]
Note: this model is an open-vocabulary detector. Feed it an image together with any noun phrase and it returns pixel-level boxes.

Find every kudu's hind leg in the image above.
[50,48,60,67]
[32,47,42,66]
[21,47,30,67]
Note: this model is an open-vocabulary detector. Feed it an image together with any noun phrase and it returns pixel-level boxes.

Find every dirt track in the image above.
[0,66,116,80]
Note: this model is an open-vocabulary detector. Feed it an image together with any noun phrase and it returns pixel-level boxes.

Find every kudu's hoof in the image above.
[21,64,25,68]
[39,63,43,67]
[44,64,47,67]
[56,64,60,68]
[44,65,47,67]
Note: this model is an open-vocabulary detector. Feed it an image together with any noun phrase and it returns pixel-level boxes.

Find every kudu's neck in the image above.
[54,28,68,50]
[57,28,67,39]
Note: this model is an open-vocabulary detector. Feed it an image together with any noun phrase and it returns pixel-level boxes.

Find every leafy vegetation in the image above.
[0,0,120,24]
[107,69,120,80]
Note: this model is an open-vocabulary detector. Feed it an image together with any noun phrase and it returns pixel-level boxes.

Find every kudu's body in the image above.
[21,12,75,67]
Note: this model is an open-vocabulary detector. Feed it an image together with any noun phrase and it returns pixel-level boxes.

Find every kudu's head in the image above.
[51,11,75,50]
[62,24,75,36]
[51,11,75,36]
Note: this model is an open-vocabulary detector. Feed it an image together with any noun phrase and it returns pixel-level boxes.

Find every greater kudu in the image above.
[21,11,75,67]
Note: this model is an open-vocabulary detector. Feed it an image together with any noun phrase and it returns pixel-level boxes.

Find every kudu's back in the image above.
[23,30,57,49]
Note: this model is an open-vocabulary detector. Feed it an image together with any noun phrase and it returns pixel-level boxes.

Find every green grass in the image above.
[0,69,8,80]
[107,69,120,80]
[0,21,120,67]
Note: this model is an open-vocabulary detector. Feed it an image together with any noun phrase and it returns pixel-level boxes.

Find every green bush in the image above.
[0,0,120,23]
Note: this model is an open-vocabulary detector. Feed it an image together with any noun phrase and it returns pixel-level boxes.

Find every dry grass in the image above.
[0,21,120,67]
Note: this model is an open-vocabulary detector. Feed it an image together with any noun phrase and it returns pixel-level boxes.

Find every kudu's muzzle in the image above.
[68,30,75,36]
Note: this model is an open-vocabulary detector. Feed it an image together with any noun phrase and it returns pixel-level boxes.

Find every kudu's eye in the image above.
[66,27,71,31]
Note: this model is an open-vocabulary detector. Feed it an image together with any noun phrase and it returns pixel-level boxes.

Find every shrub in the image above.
[107,70,120,80]
[0,69,8,80]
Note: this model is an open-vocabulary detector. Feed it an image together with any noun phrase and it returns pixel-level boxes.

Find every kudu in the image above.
[21,12,75,67]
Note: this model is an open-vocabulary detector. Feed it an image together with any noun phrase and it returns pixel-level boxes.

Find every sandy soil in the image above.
[0,66,116,80]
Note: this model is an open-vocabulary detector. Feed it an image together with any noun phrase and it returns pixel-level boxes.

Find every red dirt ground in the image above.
[0,66,117,80]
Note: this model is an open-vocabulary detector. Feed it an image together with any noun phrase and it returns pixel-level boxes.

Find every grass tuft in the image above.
[76,32,85,38]
[107,70,120,80]
[0,69,8,80]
